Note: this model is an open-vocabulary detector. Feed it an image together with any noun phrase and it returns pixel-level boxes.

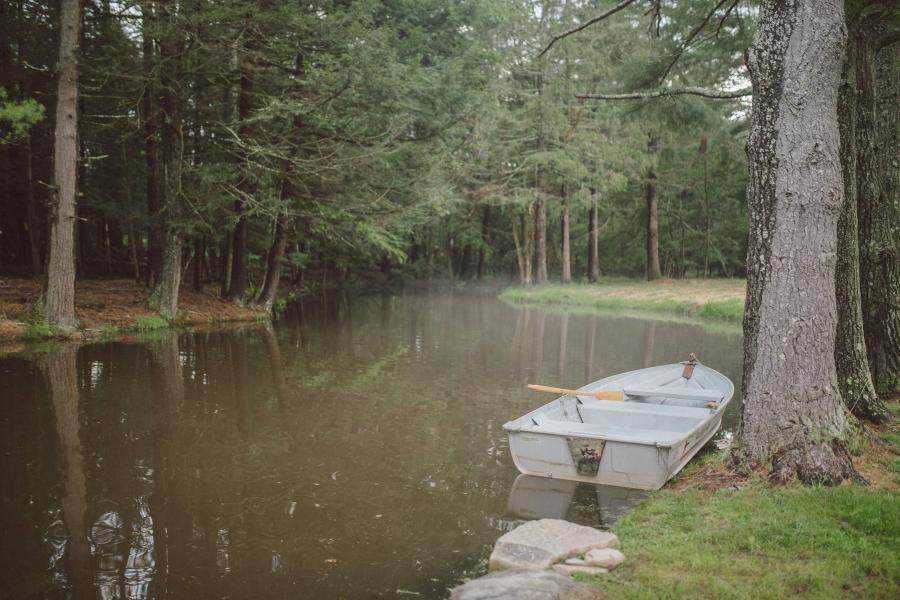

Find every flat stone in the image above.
[489,519,619,571]
[584,548,626,570]
[565,557,589,566]
[553,564,609,577]
[450,569,603,600]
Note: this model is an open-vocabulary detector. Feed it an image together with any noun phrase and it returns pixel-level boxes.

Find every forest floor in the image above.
[500,278,746,323]
[585,400,900,599]
[0,277,267,344]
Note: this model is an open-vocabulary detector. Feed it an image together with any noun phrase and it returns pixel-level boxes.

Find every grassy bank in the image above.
[500,278,746,323]
[586,403,900,599]
[0,278,267,343]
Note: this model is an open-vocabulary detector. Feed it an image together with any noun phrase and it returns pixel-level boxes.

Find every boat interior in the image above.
[524,365,729,444]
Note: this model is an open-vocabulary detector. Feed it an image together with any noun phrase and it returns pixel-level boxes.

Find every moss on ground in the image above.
[500,279,746,324]
[583,401,900,599]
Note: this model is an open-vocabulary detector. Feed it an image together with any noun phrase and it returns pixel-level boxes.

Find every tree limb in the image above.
[658,0,733,82]
[538,0,638,58]
[577,86,752,100]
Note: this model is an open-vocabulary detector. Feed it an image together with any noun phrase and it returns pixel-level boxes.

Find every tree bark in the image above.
[861,39,900,394]
[534,196,547,284]
[645,136,661,281]
[24,135,42,276]
[43,0,81,330]
[560,194,571,283]
[148,4,184,320]
[739,0,857,484]
[588,189,600,282]
[142,2,162,286]
[192,237,204,292]
[258,213,288,312]
[227,35,255,302]
[834,16,890,423]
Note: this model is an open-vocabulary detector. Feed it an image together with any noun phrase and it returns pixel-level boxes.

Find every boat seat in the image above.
[532,418,684,444]
[622,386,723,401]
[577,398,712,419]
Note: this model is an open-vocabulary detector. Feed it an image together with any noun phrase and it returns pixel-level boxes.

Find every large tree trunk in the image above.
[43,0,81,330]
[834,14,890,423]
[227,38,255,302]
[645,136,661,281]
[560,194,571,283]
[148,5,183,319]
[861,39,900,395]
[534,196,547,284]
[588,188,599,282]
[142,3,162,286]
[739,0,856,484]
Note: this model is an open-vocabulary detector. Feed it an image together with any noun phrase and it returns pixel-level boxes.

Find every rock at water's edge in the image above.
[584,548,626,570]
[449,569,603,600]
[489,519,619,571]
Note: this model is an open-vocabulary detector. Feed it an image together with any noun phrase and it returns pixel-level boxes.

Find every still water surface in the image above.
[0,291,742,600]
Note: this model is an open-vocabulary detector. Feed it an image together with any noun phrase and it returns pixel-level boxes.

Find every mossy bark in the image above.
[739,0,857,484]
[834,13,890,423]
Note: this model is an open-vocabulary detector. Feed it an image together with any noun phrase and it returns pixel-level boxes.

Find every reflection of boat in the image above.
[506,475,646,528]
[504,361,734,489]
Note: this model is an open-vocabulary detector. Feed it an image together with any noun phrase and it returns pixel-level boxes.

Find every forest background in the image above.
[0,0,753,306]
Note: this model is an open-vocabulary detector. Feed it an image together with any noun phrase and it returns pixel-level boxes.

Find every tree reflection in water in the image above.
[2,293,743,599]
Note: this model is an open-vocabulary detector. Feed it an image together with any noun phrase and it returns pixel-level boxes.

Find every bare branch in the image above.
[576,86,752,100]
[538,0,638,58]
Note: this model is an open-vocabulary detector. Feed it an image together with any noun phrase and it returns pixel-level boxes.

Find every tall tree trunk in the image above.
[219,236,232,298]
[645,136,661,281]
[834,14,890,423]
[858,37,900,395]
[477,205,490,281]
[534,196,547,284]
[24,135,42,275]
[192,237,204,292]
[560,194,571,283]
[43,0,81,330]
[148,4,183,319]
[739,0,856,484]
[142,2,162,286]
[227,36,255,302]
[588,188,599,283]
[258,213,288,312]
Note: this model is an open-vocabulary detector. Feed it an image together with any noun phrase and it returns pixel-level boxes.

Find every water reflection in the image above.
[1,291,742,599]
[504,475,647,529]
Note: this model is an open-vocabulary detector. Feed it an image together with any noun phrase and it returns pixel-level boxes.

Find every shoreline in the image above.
[0,277,269,345]
[500,278,747,324]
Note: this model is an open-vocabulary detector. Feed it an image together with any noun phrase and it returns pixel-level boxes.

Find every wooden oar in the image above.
[528,384,624,401]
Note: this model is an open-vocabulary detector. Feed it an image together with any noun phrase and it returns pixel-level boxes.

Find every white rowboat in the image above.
[503,361,734,490]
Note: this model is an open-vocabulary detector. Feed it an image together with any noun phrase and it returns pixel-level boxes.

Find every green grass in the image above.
[22,320,54,339]
[583,483,899,599]
[500,279,746,323]
[130,315,170,332]
[580,403,900,599]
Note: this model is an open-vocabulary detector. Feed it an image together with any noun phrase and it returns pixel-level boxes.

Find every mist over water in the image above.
[0,290,742,599]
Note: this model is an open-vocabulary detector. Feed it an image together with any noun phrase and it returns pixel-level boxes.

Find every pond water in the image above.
[0,290,743,600]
